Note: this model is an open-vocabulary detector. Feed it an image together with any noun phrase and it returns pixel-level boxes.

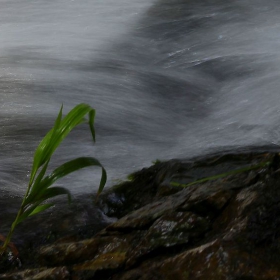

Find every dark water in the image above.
[1,0,280,245]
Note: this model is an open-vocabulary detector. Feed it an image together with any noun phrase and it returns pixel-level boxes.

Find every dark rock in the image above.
[105,187,194,231]
[2,152,280,279]
[96,160,185,218]
[125,211,211,267]
[0,267,70,280]
[97,152,274,218]
[117,239,280,280]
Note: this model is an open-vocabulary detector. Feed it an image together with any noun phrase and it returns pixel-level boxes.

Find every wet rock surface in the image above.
[2,152,280,279]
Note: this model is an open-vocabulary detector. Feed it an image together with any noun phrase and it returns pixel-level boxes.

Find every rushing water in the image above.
[1,0,280,197]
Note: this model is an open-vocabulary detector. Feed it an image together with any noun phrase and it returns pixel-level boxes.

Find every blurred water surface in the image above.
[1,0,280,197]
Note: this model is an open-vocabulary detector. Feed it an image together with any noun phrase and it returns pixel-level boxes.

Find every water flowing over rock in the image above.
[2,152,280,279]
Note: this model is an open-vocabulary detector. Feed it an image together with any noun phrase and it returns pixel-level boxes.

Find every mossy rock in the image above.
[97,151,275,218]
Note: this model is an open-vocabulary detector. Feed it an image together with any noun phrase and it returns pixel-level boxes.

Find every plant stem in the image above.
[0,183,31,255]
[0,209,22,255]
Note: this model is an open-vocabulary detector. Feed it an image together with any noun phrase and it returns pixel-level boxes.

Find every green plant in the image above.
[152,159,162,165]
[0,103,106,254]
[170,160,271,188]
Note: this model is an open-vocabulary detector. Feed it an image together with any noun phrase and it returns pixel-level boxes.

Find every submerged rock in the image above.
[2,152,280,279]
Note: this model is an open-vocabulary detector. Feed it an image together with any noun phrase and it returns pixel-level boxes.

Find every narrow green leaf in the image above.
[16,202,44,225]
[53,105,63,131]
[38,157,106,190]
[97,167,107,196]
[30,105,63,185]
[15,210,33,225]
[23,160,50,206]
[30,133,52,185]
[30,104,95,185]
[31,187,72,204]
[28,204,54,217]
[89,109,96,142]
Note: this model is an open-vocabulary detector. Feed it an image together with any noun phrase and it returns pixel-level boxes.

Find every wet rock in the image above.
[126,211,210,266]
[2,152,280,279]
[97,152,274,218]
[0,193,113,272]
[0,244,21,274]
[105,187,194,231]
[179,185,233,217]
[118,239,280,280]
[96,160,187,218]
[0,266,70,280]
[145,211,210,247]
[39,234,135,267]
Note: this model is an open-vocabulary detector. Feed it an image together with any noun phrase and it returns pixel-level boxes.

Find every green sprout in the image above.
[0,103,106,254]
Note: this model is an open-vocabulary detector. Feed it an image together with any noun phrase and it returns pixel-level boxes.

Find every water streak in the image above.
[0,0,280,196]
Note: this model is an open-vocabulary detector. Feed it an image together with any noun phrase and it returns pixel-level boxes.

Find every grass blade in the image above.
[30,105,63,185]
[30,187,72,204]
[97,167,107,197]
[23,160,50,206]
[170,161,271,188]
[28,204,54,217]
[30,104,95,185]
[89,109,96,142]
[16,202,44,225]
[40,157,106,189]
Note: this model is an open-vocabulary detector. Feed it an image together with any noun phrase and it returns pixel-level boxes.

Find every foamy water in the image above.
[1,0,280,196]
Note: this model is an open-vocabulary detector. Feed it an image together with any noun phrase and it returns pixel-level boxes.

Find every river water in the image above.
[1,0,280,197]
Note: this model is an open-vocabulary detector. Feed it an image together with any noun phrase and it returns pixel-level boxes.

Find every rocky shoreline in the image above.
[2,151,280,279]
